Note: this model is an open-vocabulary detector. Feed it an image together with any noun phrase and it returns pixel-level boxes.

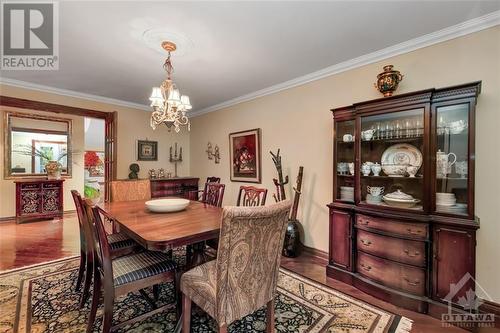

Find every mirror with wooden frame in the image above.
[4,111,72,178]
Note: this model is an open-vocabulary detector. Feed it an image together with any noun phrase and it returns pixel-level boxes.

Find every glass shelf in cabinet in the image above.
[361,175,423,179]
[361,136,423,144]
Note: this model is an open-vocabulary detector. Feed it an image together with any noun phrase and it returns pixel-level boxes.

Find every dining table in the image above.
[100,199,222,251]
[98,199,223,332]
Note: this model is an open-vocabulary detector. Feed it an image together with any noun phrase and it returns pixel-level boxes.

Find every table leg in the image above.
[188,241,211,268]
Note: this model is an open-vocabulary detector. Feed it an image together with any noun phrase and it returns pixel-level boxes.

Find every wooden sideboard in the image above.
[15,179,64,223]
[150,177,199,200]
[328,82,481,318]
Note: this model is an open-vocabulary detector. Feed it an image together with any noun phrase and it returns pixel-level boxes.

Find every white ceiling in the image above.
[1,1,499,114]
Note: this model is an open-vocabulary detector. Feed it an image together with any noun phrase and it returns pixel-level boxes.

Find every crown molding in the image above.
[0,77,150,111]
[189,10,500,117]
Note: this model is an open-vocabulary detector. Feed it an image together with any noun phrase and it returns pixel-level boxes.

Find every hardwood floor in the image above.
[0,215,497,333]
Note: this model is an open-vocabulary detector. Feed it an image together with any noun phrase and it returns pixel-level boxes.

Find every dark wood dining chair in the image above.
[206,176,221,183]
[201,182,225,207]
[188,177,221,201]
[237,185,268,207]
[71,190,138,307]
[181,200,292,333]
[83,200,179,333]
[189,182,225,262]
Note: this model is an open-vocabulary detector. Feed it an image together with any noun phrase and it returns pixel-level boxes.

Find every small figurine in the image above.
[158,168,165,179]
[128,163,140,179]
[149,169,157,179]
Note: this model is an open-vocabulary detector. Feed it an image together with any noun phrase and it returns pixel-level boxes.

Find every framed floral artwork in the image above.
[229,128,261,183]
[137,140,158,161]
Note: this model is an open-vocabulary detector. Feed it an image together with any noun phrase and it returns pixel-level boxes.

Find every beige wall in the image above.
[0,84,190,217]
[190,26,500,301]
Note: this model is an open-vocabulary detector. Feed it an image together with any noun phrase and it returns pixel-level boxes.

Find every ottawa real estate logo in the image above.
[1,1,59,70]
[442,273,495,329]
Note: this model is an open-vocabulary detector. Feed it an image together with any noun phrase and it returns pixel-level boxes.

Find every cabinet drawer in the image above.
[356,214,428,240]
[357,251,426,296]
[21,183,40,190]
[357,230,426,267]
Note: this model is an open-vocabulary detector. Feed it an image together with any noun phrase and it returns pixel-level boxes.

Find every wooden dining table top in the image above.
[100,199,223,251]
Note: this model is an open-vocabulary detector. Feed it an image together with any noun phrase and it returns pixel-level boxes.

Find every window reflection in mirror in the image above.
[4,112,72,178]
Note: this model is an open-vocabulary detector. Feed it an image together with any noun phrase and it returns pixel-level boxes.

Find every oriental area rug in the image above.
[0,256,412,333]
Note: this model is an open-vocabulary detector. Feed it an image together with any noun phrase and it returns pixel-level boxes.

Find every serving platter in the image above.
[381,143,422,176]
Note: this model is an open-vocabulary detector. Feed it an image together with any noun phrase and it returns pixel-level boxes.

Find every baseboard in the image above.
[479,299,500,327]
[301,244,328,265]
[0,210,77,224]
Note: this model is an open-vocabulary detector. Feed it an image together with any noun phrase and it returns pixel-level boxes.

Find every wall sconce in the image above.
[206,142,220,164]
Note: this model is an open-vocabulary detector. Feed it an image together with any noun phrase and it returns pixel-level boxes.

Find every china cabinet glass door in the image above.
[359,109,425,211]
[335,120,355,202]
[433,103,470,216]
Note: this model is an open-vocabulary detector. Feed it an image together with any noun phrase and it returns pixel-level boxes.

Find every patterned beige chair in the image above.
[181,200,292,333]
[110,179,151,202]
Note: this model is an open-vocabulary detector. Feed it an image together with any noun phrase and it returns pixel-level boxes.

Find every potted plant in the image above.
[14,145,67,179]
[84,151,103,204]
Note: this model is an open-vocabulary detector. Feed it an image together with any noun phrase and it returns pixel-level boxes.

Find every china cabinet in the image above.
[328,82,481,317]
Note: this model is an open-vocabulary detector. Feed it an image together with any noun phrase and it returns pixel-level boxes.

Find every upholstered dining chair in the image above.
[71,190,138,307]
[181,200,292,333]
[110,179,151,202]
[83,200,179,333]
[237,185,268,207]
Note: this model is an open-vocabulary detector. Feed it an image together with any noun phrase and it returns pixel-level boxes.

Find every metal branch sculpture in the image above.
[270,149,289,202]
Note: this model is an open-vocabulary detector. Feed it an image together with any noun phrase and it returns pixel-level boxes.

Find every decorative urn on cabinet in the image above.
[374,65,403,97]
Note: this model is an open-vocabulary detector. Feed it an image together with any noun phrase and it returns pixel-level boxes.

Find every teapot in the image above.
[436,149,456,178]
[361,129,376,141]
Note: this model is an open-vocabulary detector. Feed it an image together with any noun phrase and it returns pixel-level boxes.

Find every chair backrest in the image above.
[206,176,221,183]
[71,190,85,227]
[71,190,88,252]
[236,186,268,207]
[202,182,225,207]
[214,200,292,326]
[110,179,151,202]
[81,199,113,280]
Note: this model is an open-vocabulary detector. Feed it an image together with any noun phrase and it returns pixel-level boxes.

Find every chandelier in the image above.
[149,41,192,132]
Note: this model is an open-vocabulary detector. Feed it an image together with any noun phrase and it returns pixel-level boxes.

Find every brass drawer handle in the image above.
[403,249,420,257]
[358,219,370,226]
[407,228,422,235]
[403,277,420,286]
[360,239,372,246]
[360,263,372,271]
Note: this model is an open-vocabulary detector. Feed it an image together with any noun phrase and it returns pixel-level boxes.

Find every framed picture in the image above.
[137,140,158,161]
[229,128,261,183]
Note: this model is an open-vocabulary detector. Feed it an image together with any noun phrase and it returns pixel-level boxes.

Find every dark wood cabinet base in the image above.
[327,264,428,313]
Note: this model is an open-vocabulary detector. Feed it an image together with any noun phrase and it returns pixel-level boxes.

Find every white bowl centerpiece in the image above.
[145,198,190,213]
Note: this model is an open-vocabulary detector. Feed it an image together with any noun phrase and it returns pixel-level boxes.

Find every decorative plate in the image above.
[381,143,422,176]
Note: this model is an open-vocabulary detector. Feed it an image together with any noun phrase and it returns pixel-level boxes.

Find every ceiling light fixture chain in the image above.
[149,40,191,133]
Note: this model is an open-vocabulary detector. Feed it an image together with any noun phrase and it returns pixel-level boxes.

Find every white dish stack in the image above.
[436,192,467,214]
[340,186,354,202]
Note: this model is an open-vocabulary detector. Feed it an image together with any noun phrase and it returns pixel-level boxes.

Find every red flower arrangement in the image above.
[84,151,100,168]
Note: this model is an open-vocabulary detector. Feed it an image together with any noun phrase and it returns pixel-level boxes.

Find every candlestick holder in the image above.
[169,142,183,178]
